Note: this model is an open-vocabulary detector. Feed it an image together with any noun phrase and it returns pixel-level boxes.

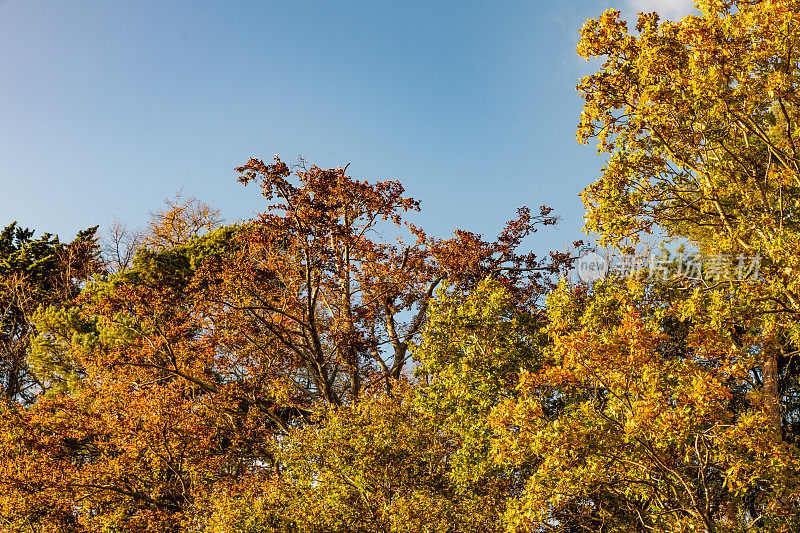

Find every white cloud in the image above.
[626,0,697,19]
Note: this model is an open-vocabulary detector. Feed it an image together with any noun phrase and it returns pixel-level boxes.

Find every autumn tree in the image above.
[145,192,223,250]
[490,278,800,531]
[481,2,800,530]
[202,280,557,533]
[205,384,506,533]
[576,1,800,434]
[413,279,546,491]
[0,225,264,533]
[197,157,565,416]
[0,157,566,532]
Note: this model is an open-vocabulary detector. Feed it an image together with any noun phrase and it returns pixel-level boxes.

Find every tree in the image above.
[0,158,566,531]
[577,2,800,258]
[575,2,800,439]
[480,2,800,530]
[490,278,800,532]
[0,223,101,404]
[575,0,800,491]
[1,226,261,533]
[413,278,546,489]
[197,157,565,417]
[103,216,144,273]
[205,384,505,533]
[145,192,223,250]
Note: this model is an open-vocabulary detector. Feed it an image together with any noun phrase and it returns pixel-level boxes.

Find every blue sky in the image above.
[0,0,695,255]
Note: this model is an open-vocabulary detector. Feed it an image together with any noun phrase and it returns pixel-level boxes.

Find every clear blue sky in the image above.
[0,0,695,255]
